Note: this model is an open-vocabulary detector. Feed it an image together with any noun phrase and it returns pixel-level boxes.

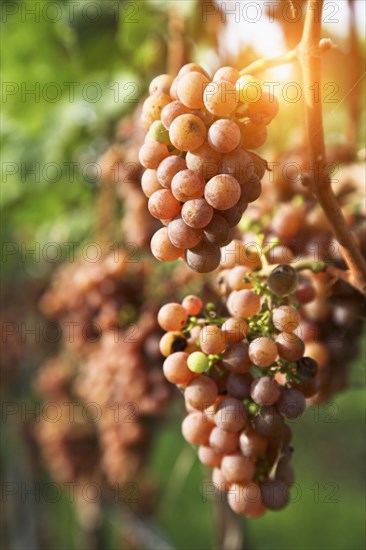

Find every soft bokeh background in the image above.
[1,1,365,549]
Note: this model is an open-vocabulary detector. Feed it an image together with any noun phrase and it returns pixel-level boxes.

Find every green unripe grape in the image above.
[187,351,210,373]
[149,120,171,144]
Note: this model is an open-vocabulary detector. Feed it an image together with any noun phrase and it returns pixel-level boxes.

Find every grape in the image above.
[157,156,186,188]
[246,92,279,125]
[236,74,261,101]
[169,114,207,152]
[276,332,305,361]
[182,295,203,316]
[260,480,289,510]
[159,331,187,357]
[204,81,239,116]
[277,388,306,419]
[272,305,300,333]
[158,303,188,331]
[209,427,239,454]
[203,215,231,245]
[221,454,255,484]
[214,398,247,432]
[186,242,221,273]
[198,445,223,468]
[275,457,295,484]
[151,227,183,262]
[222,342,251,373]
[227,289,261,318]
[168,216,203,249]
[169,77,179,100]
[177,71,210,109]
[142,93,171,121]
[187,351,209,373]
[250,376,281,406]
[163,352,196,386]
[271,204,306,241]
[227,266,251,291]
[304,341,329,369]
[148,189,181,219]
[148,120,170,144]
[225,373,252,400]
[248,337,278,367]
[241,121,268,149]
[199,325,226,355]
[268,265,299,296]
[208,119,241,153]
[240,175,262,203]
[141,169,161,197]
[141,112,154,131]
[204,174,241,211]
[295,281,317,304]
[212,467,230,492]
[186,143,222,180]
[178,63,210,78]
[139,141,169,169]
[228,483,266,518]
[296,356,318,380]
[185,376,218,410]
[222,318,248,343]
[160,100,190,129]
[182,411,213,445]
[171,169,206,201]
[239,428,268,458]
[220,203,247,228]
[214,66,240,84]
[253,406,284,438]
[221,148,254,184]
[181,198,214,229]
[149,74,174,95]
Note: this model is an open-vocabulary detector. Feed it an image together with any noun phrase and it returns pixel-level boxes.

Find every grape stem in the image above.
[240,1,366,295]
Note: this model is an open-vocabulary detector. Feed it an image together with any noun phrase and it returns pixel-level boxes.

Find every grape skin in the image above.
[186,143,222,180]
[139,141,170,169]
[163,352,196,387]
[204,80,239,116]
[214,398,247,432]
[168,216,203,249]
[177,72,210,109]
[186,242,221,273]
[157,156,187,188]
[250,376,281,406]
[204,174,241,211]
[160,100,190,129]
[248,337,278,367]
[182,411,213,445]
[157,303,188,331]
[185,376,218,410]
[148,189,181,220]
[181,198,214,229]
[169,114,207,152]
[171,169,206,202]
[221,454,255,484]
[208,119,241,153]
[199,325,226,355]
[141,169,161,197]
[151,228,183,262]
[276,332,305,362]
[209,427,239,454]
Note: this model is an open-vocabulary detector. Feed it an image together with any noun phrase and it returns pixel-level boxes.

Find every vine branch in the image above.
[240,0,366,295]
[298,0,366,294]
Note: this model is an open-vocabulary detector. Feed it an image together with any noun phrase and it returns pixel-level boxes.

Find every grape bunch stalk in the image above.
[156,265,320,517]
[139,63,279,272]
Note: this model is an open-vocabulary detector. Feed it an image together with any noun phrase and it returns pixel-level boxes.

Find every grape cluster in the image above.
[139,64,279,272]
[157,265,317,517]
